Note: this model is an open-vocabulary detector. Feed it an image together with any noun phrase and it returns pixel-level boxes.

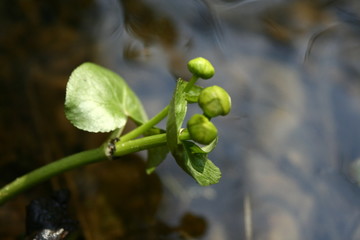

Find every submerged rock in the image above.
[25,189,78,240]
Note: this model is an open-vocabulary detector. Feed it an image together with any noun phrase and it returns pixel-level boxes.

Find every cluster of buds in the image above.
[186,57,231,145]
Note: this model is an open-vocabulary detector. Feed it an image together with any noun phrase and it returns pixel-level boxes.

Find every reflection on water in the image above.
[1,0,360,239]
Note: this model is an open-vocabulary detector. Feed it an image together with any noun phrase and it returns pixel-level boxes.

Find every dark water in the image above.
[1,0,360,239]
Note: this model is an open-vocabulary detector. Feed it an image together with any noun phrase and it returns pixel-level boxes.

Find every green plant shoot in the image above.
[0,57,231,205]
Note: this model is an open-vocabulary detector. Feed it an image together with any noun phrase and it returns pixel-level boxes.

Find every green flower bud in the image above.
[187,57,215,79]
[198,85,231,118]
[187,114,218,145]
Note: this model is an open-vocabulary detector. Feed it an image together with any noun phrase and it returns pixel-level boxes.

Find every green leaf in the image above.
[166,78,221,186]
[166,79,188,152]
[65,62,147,132]
[199,137,218,153]
[146,145,169,174]
[185,85,203,103]
[182,141,221,186]
[145,128,169,174]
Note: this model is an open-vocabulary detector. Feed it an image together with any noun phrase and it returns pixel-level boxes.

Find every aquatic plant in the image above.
[0,57,231,205]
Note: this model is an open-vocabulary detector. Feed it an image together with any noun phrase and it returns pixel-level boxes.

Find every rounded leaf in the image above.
[65,62,147,132]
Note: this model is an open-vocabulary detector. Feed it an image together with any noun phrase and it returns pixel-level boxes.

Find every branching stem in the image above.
[119,76,197,142]
[120,106,169,142]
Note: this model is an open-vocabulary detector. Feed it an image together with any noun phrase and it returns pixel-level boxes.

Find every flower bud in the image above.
[198,85,231,118]
[187,57,215,79]
[187,114,218,145]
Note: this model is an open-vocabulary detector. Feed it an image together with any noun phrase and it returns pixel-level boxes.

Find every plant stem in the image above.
[114,133,166,156]
[184,75,199,92]
[0,131,191,206]
[114,130,191,156]
[179,129,190,141]
[120,106,169,142]
[0,147,104,206]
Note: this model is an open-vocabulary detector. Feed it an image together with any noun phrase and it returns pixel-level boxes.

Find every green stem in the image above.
[114,133,166,156]
[120,106,169,142]
[0,147,104,206]
[179,129,190,141]
[114,130,191,156]
[183,75,199,92]
[0,131,191,206]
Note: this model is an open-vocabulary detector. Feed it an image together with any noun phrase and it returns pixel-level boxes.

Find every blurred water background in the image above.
[1,0,360,239]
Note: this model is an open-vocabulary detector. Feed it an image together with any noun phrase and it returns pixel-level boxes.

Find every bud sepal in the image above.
[198,85,231,118]
[187,114,218,145]
[187,57,215,80]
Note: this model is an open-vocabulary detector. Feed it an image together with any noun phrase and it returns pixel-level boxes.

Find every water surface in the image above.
[1,0,360,239]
